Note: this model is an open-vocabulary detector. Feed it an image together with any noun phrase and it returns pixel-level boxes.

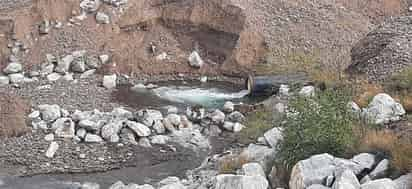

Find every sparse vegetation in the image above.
[278,89,355,169]
[218,154,249,174]
[240,111,274,144]
[354,129,412,173]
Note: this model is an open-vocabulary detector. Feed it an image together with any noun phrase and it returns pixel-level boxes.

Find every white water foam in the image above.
[152,86,249,106]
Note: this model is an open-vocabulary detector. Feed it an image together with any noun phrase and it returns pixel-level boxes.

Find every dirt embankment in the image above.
[0,0,267,78]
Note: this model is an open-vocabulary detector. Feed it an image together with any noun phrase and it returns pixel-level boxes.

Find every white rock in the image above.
[136,109,163,126]
[151,135,169,145]
[241,144,276,172]
[80,0,101,12]
[109,181,125,189]
[81,182,100,189]
[223,101,235,113]
[299,86,315,97]
[307,184,330,189]
[38,104,61,122]
[222,121,234,131]
[101,121,123,142]
[394,173,412,189]
[332,169,360,189]
[47,72,62,82]
[85,133,104,143]
[52,118,75,138]
[28,110,41,119]
[242,162,266,177]
[279,84,290,97]
[360,178,396,189]
[44,134,55,141]
[96,12,110,24]
[188,51,203,68]
[80,69,96,79]
[8,73,24,83]
[351,153,376,171]
[263,127,283,148]
[289,153,364,189]
[156,52,168,61]
[363,93,405,124]
[45,141,59,158]
[227,111,245,122]
[200,76,207,83]
[369,159,389,179]
[111,107,133,119]
[138,138,152,147]
[103,74,117,89]
[126,121,151,137]
[166,114,181,126]
[210,109,225,124]
[76,128,87,139]
[233,123,245,132]
[215,174,269,189]
[99,54,110,64]
[0,76,9,85]
[3,62,22,74]
[71,59,86,73]
[153,120,166,134]
[55,55,73,73]
[79,120,100,132]
[62,73,74,81]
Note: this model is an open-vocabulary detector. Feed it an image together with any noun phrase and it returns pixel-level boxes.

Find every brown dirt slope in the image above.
[0,92,30,137]
[0,0,409,78]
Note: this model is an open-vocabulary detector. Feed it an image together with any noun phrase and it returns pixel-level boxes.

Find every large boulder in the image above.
[241,144,276,172]
[103,74,117,89]
[215,174,269,189]
[360,178,396,189]
[347,16,412,81]
[332,169,360,189]
[126,121,151,137]
[394,173,412,189]
[289,153,364,189]
[101,120,123,142]
[363,93,405,124]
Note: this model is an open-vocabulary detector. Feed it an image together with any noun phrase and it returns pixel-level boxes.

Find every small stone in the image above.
[85,134,104,143]
[39,19,50,34]
[210,109,225,124]
[52,118,76,138]
[81,182,100,189]
[103,74,117,89]
[8,73,24,83]
[71,59,87,73]
[109,181,125,189]
[153,120,166,134]
[188,51,203,68]
[55,55,74,73]
[80,69,96,79]
[99,54,110,64]
[45,141,59,158]
[79,153,86,159]
[299,86,315,97]
[227,111,245,123]
[279,84,290,97]
[39,104,61,122]
[126,121,151,137]
[200,76,207,83]
[28,110,41,119]
[47,73,62,82]
[96,12,110,24]
[151,135,169,145]
[222,121,234,131]
[44,134,55,141]
[3,62,22,74]
[76,128,87,139]
[166,114,181,126]
[223,101,235,113]
[263,127,283,148]
[233,123,245,132]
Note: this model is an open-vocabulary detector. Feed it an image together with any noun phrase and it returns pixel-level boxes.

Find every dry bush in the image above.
[0,93,30,138]
[218,154,249,174]
[356,129,412,173]
[353,80,384,108]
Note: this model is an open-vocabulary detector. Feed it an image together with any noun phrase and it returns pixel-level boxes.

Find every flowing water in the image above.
[112,81,260,110]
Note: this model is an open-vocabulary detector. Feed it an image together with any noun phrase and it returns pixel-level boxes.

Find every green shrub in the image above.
[240,111,274,144]
[278,89,355,169]
[386,66,412,92]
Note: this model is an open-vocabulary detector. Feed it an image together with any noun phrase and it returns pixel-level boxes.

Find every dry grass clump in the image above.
[356,129,412,173]
[352,80,384,108]
[218,154,249,174]
[0,92,30,138]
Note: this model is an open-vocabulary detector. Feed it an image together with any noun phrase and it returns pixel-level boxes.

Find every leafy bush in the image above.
[278,89,355,169]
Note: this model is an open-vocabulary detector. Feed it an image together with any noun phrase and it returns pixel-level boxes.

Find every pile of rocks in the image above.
[0,40,32,85]
[28,102,246,156]
[289,153,411,189]
[29,50,109,83]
